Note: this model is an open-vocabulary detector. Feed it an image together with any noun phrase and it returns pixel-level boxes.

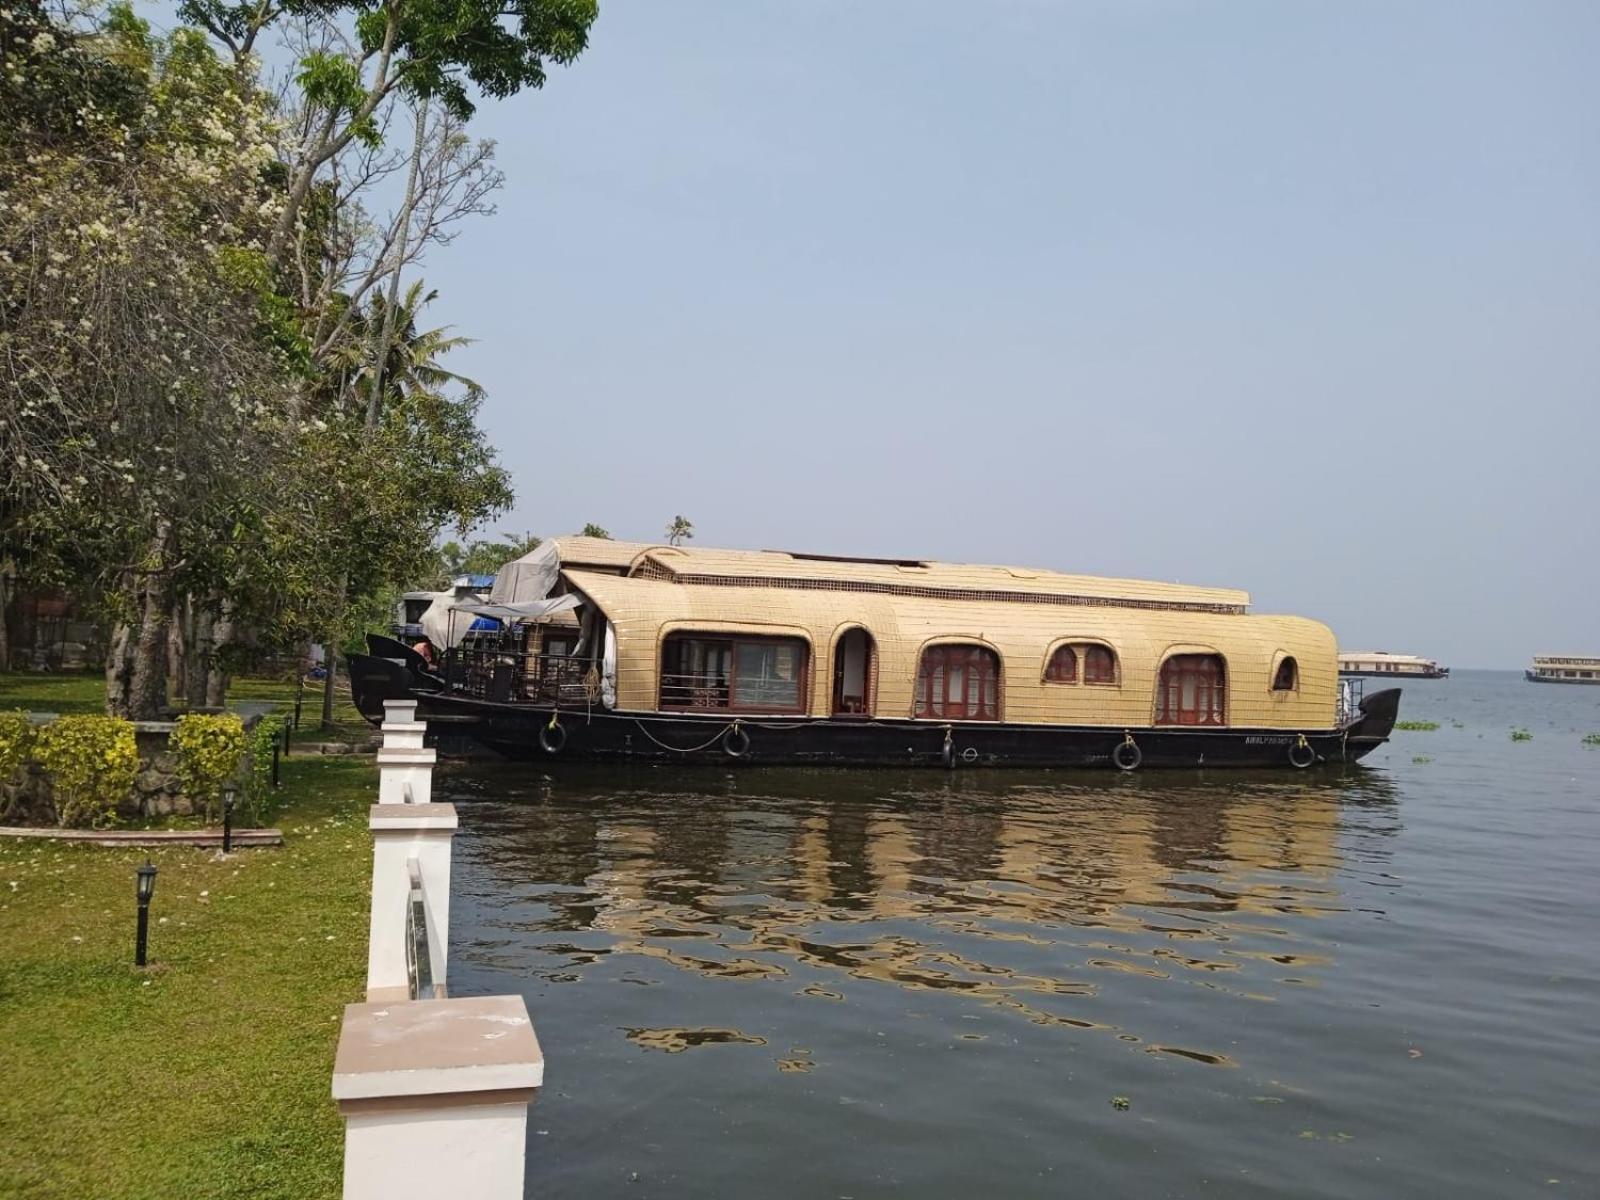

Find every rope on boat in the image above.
[630,719,744,755]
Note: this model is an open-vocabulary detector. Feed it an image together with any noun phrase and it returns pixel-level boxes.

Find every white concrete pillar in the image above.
[378,701,434,803]
[381,699,419,727]
[380,709,428,752]
[334,995,544,1200]
[367,804,457,1000]
[377,746,436,805]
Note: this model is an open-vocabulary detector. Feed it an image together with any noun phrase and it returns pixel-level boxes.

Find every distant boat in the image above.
[1338,651,1449,680]
[1524,655,1600,685]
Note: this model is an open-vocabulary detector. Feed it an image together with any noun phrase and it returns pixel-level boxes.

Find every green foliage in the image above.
[1412,755,1432,764]
[33,716,139,828]
[1510,727,1533,742]
[0,711,38,818]
[6,0,584,716]
[1,0,298,715]
[666,515,695,546]
[244,715,285,821]
[1394,720,1440,732]
[580,523,611,539]
[217,246,310,366]
[295,51,379,146]
[378,0,597,119]
[171,713,247,819]
[1581,733,1600,747]
[436,530,540,582]
[0,710,36,777]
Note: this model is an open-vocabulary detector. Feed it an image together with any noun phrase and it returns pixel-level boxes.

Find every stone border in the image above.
[0,825,283,848]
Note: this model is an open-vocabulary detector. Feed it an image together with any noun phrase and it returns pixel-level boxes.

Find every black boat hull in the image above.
[348,652,1400,770]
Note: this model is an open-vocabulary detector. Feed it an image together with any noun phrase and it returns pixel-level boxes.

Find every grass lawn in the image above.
[0,755,376,1199]
[0,670,373,744]
[0,671,108,716]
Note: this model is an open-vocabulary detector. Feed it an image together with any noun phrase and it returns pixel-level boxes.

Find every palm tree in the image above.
[666,515,694,546]
[321,282,483,418]
[366,281,483,405]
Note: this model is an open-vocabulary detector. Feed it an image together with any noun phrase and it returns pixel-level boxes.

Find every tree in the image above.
[666,516,694,547]
[579,523,611,539]
[452,531,540,579]
[176,0,597,270]
[4,1,588,720]
[329,281,481,405]
[1,8,296,717]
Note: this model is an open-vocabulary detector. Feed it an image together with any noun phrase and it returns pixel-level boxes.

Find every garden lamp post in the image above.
[134,859,158,967]
[222,786,237,854]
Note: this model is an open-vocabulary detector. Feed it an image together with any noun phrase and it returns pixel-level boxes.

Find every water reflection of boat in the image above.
[351,538,1403,770]
[454,767,1397,1064]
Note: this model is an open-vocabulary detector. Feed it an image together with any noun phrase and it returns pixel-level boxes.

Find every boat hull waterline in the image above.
[349,653,1401,770]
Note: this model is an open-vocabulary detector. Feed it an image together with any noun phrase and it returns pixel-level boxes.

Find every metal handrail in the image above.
[447,646,594,705]
[1337,677,1365,726]
[404,857,442,1000]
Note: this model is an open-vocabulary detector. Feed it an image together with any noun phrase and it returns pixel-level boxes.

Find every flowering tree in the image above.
[2,1,563,719]
[1,6,295,715]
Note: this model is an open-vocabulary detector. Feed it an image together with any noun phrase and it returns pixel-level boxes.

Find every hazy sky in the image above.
[415,3,1594,667]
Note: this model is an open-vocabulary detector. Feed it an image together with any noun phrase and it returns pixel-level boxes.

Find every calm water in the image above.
[442,671,1599,1198]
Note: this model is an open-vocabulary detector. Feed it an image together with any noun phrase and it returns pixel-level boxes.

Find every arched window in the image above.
[1272,656,1298,692]
[914,644,1001,721]
[1083,645,1118,684]
[1044,645,1078,682]
[1156,654,1227,726]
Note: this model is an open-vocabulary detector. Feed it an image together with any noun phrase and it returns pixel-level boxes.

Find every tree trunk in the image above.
[188,602,216,709]
[365,98,430,427]
[168,598,190,698]
[105,527,177,719]
[0,556,12,672]
[206,604,235,708]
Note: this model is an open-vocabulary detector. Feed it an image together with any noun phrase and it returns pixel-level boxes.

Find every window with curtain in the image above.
[914,644,1001,720]
[660,634,807,712]
[1083,645,1118,684]
[1044,645,1078,682]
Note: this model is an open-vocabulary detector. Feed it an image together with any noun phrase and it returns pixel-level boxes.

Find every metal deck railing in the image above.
[404,857,443,1001]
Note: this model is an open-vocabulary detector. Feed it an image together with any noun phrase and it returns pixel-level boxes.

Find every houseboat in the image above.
[1338,651,1449,679]
[349,537,1401,770]
[1525,655,1600,685]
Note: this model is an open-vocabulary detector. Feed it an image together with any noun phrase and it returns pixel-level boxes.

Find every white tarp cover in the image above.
[602,619,617,708]
[418,592,580,650]
[453,595,582,624]
[487,541,561,605]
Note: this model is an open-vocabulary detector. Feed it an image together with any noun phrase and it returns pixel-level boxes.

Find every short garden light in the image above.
[222,786,238,855]
[134,859,158,967]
